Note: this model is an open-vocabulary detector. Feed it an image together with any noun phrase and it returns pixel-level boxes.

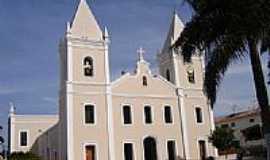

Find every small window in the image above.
[249,119,255,123]
[85,105,95,124]
[124,143,134,160]
[144,106,152,124]
[198,140,207,160]
[143,76,147,86]
[123,105,132,124]
[166,69,171,81]
[231,122,235,127]
[20,131,28,146]
[164,106,173,123]
[195,107,203,123]
[84,57,94,77]
[187,67,195,83]
[167,140,176,160]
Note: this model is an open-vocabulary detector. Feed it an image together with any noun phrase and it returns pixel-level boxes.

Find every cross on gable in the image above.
[137,47,145,61]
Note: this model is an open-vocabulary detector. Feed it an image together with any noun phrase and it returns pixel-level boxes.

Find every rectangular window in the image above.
[249,119,255,123]
[195,107,203,123]
[123,105,132,124]
[20,131,28,146]
[124,143,134,160]
[85,145,95,160]
[199,140,207,160]
[165,106,173,123]
[167,140,176,160]
[85,105,95,124]
[144,106,152,124]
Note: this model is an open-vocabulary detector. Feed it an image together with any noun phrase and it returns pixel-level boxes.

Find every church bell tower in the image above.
[58,0,111,159]
[157,12,217,159]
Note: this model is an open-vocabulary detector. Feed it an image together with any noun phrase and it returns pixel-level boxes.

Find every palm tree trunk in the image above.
[248,39,270,160]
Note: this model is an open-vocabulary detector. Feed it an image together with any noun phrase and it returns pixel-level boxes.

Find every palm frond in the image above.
[204,35,246,106]
[175,0,270,106]
[267,52,270,85]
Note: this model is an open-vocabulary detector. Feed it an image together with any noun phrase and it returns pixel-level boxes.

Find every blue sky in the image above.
[0,0,269,145]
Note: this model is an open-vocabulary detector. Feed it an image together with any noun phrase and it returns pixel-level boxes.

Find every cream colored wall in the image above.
[70,0,102,40]
[71,45,107,83]
[69,91,109,160]
[182,96,216,159]
[112,64,185,159]
[174,54,204,89]
[158,52,176,84]
[111,96,184,159]
[158,46,217,158]
[65,31,110,159]
[9,115,58,153]
[31,123,60,160]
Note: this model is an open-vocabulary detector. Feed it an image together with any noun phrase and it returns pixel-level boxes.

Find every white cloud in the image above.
[227,61,267,75]
[42,97,57,104]
[227,64,250,75]
[0,86,21,95]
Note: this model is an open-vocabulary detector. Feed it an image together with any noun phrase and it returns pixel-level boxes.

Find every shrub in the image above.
[9,152,41,160]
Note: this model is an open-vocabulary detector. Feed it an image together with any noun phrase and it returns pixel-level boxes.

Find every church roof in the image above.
[70,0,103,40]
[162,12,184,53]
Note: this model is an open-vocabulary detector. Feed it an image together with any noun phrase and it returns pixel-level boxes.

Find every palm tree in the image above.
[268,55,270,84]
[173,0,270,159]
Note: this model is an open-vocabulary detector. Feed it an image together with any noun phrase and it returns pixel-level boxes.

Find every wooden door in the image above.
[85,145,95,160]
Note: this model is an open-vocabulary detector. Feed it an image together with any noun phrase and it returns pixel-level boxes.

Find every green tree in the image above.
[174,0,270,159]
[0,125,4,158]
[0,126,3,144]
[9,152,41,160]
[209,127,238,159]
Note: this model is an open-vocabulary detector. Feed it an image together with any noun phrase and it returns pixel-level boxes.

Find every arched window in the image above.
[166,69,171,82]
[187,67,195,83]
[143,76,147,86]
[83,57,93,77]
[143,137,157,160]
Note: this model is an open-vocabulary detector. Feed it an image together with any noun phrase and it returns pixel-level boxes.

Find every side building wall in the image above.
[8,114,58,155]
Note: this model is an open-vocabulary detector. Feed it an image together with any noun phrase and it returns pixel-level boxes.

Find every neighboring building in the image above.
[8,104,58,154]
[215,108,265,149]
[8,0,217,160]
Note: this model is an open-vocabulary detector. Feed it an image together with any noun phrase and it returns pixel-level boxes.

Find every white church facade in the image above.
[8,0,217,159]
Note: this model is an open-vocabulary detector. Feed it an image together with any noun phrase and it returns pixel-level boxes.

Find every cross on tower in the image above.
[137,47,145,62]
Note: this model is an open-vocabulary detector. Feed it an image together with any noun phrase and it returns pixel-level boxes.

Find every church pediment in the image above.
[111,71,176,97]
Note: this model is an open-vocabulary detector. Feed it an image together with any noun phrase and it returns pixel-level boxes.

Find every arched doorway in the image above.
[143,137,157,160]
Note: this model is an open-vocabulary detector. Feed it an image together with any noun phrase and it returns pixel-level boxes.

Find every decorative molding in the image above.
[179,96,190,158]
[67,88,74,160]
[66,81,109,86]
